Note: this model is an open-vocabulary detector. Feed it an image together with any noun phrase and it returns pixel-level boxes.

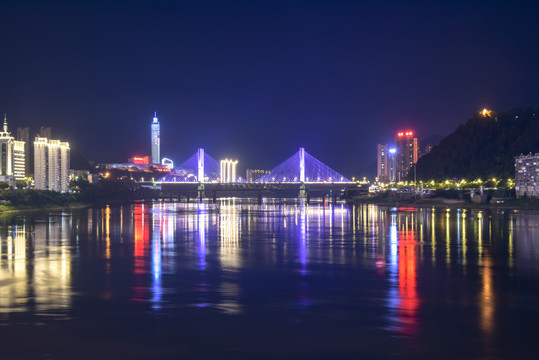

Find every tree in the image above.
[16,181,27,189]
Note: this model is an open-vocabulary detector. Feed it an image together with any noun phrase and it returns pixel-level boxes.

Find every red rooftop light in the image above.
[397,130,414,137]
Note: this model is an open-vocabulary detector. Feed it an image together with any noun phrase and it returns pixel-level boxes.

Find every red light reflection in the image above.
[397,229,419,335]
[134,204,149,274]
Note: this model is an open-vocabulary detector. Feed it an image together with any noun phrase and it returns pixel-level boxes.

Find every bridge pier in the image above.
[299,183,307,199]
[198,184,205,200]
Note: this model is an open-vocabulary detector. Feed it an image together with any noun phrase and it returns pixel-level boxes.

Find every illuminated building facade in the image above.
[377,144,396,183]
[246,169,270,182]
[128,156,150,166]
[13,141,25,181]
[394,131,419,182]
[16,127,31,176]
[151,112,160,164]
[34,137,70,191]
[0,114,26,182]
[515,153,539,198]
[377,144,389,182]
[220,159,238,183]
[161,158,174,170]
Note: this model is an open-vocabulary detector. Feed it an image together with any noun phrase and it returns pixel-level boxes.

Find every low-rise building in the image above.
[515,153,539,198]
[246,169,270,182]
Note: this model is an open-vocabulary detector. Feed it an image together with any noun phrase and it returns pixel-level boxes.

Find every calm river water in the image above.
[1,199,538,359]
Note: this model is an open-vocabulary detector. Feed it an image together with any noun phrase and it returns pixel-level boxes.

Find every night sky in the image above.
[1,0,539,178]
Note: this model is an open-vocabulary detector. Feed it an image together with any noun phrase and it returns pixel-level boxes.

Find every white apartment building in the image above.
[220,159,238,183]
[0,115,26,182]
[515,153,539,198]
[34,137,70,192]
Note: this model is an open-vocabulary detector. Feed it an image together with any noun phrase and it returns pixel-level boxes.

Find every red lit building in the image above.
[128,156,150,165]
[394,131,418,182]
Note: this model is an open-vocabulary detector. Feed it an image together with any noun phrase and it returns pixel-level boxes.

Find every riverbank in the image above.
[0,202,92,214]
[0,182,159,214]
[346,195,539,210]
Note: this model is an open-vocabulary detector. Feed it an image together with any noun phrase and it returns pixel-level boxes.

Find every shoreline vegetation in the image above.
[2,178,538,212]
[346,191,539,210]
[0,179,156,213]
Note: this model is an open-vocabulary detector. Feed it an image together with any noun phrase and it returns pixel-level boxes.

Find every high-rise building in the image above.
[16,127,31,176]
[0,114,25,182]
[34,137,70,191]
[13,140,25,181]
[377,144,389,182]
[220,159,238,183]
[151,112,160,164]
[38,126,52,139]
[377,144,396,183]
[394,130,419,182]
[515,153,539,198]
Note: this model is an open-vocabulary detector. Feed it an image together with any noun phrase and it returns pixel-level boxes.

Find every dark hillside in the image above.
[415,108,539,181]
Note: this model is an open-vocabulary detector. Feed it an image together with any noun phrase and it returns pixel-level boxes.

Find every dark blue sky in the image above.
[1,0,538,177]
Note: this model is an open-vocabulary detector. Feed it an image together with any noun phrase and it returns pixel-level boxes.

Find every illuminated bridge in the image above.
[154,148,356,200]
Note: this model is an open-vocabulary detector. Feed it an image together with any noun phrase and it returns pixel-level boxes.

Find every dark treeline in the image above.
[1,179,157,209]
[415,108,539,181]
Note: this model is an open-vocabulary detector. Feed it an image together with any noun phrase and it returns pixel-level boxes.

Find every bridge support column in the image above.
[299,147,305,183]
[198,184,205,200]
[198,148,205,182]
[299,183,307,199]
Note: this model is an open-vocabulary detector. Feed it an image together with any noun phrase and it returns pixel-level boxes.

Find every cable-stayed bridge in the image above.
[154,148,356,200]
[160,147,350,184]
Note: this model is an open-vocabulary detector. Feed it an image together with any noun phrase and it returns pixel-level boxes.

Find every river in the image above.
[0,199,538,359]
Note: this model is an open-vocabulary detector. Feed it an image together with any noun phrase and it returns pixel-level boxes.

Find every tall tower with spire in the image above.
[151,112,160,164]
[3,113,8,133]
[0,114,26,182]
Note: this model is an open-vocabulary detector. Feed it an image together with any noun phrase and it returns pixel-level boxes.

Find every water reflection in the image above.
[515,212,539,277]
[0,201,538,357]
[0,214,71,315]
[386,210,419,335]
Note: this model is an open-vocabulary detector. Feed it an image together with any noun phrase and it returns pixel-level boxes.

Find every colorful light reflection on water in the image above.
[0,201,538,359]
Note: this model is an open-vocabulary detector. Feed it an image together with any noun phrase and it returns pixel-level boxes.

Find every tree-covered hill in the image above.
[415,108,539,181]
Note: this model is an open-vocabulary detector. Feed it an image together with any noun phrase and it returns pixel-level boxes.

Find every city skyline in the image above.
[1,1,539,177]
